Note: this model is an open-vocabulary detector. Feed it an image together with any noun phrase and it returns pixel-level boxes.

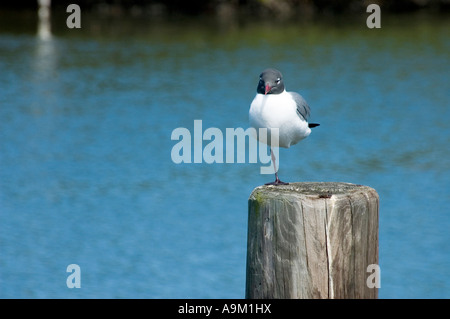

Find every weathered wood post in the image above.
[246,182,379,299]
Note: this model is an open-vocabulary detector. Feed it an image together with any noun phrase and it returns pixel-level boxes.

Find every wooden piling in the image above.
[245,182,379,299]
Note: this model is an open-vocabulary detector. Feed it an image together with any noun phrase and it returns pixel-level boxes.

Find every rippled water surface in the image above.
[0,11,449,298]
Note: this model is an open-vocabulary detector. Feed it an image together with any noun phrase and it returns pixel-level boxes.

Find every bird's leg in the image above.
[265,148,288,186]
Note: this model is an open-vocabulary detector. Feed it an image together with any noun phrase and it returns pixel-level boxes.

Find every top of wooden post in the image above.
[250,182,376,199]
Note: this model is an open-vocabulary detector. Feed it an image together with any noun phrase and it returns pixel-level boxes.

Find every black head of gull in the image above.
[257,68,285,95]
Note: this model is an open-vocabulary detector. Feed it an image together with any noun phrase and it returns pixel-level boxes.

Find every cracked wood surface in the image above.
[246,182,379,299]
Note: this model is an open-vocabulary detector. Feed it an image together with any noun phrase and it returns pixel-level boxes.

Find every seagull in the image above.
[249,68,319,185]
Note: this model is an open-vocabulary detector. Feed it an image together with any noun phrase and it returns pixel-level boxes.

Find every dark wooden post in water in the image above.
[246,182,379,299]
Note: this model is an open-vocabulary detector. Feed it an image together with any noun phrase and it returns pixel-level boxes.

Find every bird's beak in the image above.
[265,83,271,95]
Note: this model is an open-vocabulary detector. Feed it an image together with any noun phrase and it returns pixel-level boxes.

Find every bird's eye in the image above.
[276,78,281,84]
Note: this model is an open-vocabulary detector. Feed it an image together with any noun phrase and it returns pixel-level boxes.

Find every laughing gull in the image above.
[249,68,319,185]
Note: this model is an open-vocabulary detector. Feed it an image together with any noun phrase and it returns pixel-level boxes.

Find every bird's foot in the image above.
[265,178,289,186]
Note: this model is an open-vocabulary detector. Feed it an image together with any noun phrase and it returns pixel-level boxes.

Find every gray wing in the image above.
[288,91,311,121]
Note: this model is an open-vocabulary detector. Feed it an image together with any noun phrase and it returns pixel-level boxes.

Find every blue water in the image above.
[0,14,449,298]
